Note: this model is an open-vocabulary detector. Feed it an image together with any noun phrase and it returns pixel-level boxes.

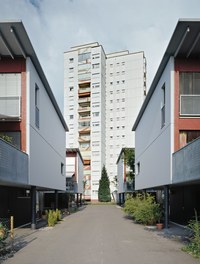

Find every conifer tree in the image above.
[98,165,111,202]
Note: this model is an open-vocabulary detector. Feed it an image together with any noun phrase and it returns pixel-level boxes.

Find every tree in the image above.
[98,165,111,202]
[124,148,135,189]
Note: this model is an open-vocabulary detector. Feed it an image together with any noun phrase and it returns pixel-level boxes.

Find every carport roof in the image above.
[132,19,200,131]
[0,20,68,131]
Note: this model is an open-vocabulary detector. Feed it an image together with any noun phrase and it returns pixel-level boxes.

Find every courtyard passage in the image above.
[3,205,199,264]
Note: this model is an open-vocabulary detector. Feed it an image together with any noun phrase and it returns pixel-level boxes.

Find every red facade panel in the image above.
[0,57,26,151]
[174,58,200,151]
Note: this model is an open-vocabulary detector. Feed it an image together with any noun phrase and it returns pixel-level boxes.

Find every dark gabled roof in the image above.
[132,19,200,131]
[0,20,68,131]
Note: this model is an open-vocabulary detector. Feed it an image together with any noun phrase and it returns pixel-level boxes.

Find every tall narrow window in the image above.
[35,84,39,128]
[161,84,165,128]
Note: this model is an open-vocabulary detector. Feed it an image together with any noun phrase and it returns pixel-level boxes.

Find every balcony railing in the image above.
[0,96,21,120]
[180,95,200,116]
[172,136,200,184]
[0,138,28,185]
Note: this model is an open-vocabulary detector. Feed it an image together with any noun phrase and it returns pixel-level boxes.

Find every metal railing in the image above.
[0,138,28,185]
[172,136,200,184]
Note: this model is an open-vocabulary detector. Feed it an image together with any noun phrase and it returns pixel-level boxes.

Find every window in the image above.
[69,86,74,91]
[180,72,200,116]
[110,82,113,85]
[61,163,64,175]
[92,112,99,117]
[69,115,73,119]
[122,80,125,84]
[35,84,39,128]
[110,91,113,94]
[69,58,74,63]
[110,73,113,77]
[122,89,125,93]
[69,67,74,73]
[161,84,165,128]
[117,81,119,85]
[179,130,200,148]
[122,98,125,102]
[92,63,100,69]
[122,62,125,66]
[78,52,90,62]
[122,71,125,75]
[137,162,140,175]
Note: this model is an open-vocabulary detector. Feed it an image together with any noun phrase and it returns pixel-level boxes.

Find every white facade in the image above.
[106,51,146,192]
[134,57,174,190]
[26,58,66,191]
[64,44,146,200]
[117,153,125,194]
[65,150,84,194]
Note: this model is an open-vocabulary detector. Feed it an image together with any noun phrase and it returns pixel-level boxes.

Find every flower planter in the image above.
[156,223,164,230]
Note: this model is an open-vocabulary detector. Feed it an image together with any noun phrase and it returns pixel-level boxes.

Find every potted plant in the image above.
[154,206,164,230]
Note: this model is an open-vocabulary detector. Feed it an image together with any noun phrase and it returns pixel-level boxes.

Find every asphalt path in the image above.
[3,205,200,264]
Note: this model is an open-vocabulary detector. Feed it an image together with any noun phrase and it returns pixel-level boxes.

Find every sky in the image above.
[0,0,200,111]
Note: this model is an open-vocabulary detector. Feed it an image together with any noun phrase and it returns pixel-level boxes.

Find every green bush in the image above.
[47,210,57,227]
[124,193,161,225]
[182,211,200,258]
[55,209,62,221]
[124,194,142,217]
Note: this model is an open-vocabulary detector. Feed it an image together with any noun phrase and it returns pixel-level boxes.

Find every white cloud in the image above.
[0,0,200,110]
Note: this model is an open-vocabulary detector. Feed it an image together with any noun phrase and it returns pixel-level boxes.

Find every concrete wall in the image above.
[135,57,174,190]
[26,58,66,190]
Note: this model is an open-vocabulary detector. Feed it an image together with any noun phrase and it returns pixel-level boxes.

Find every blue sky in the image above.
[0,0,200,111]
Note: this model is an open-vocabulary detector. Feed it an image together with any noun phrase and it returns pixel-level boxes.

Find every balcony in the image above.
[180,95,200,116]
[172,136,200,184]
[78,97,91,103]
[0,138,28,185]
[78,106,90,113]
[0,96,21,121]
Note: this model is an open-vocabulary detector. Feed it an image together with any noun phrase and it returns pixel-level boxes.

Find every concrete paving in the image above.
[2,205,200,264]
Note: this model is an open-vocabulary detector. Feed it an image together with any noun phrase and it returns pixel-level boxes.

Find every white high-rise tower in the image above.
[64,43,146,201]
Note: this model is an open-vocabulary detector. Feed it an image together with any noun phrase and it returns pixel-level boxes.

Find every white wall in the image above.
[106,52,145,192]
[26,58,66,190]
[117,155,125,193]
[77,152,84,193]
[135,57,174,190]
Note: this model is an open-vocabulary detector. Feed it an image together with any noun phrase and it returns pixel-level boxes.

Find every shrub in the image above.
[124,193,161,225]
[124,194,142,217]
[47,210,57,227]
[55,209,62,221]
[182,210,200,258]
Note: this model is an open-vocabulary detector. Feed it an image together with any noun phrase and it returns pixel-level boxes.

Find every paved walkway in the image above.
[2,205,200,264]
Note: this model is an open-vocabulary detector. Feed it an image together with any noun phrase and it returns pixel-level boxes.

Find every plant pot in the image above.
[156,223,164,230]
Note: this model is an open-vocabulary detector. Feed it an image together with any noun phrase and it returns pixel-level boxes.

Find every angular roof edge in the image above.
[0,20,68,131]
[132,18,200,131]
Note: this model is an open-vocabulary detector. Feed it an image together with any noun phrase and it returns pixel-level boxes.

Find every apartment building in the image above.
[0,21,67,227]
[64,43,146,201]
[133,19,200,225]
[106,51,146,193]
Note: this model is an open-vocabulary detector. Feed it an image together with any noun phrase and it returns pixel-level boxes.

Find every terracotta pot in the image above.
[156,223,164,230]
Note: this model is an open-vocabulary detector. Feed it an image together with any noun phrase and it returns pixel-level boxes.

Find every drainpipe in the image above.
[164,185,169,229]
[31,186,36,229]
